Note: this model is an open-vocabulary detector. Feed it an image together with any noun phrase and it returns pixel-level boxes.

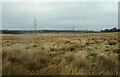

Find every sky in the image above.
[2,2,118,30]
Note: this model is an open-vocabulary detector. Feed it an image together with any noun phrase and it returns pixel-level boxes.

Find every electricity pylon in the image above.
[34,18,37,33]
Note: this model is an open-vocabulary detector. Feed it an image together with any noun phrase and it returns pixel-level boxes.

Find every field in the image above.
[1,32,119,75]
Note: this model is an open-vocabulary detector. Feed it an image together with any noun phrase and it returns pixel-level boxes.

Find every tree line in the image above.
[101,27,120,32]
[1,27,120,34]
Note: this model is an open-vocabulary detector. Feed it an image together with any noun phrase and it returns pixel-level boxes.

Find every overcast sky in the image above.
[2,2,118,30]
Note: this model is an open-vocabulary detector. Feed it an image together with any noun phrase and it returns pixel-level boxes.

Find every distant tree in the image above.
[110,27,117,32]
[101,27,119,32]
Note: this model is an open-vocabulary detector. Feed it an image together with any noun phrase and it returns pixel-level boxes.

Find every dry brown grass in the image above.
[2,32,119,75]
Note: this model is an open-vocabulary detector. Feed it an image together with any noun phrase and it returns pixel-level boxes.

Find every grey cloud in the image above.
[2,2,118,30]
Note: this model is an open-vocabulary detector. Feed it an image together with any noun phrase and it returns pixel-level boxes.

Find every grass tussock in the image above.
[2,33,119,75]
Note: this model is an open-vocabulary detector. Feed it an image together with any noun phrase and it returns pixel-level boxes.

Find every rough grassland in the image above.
[1,33,119,75]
